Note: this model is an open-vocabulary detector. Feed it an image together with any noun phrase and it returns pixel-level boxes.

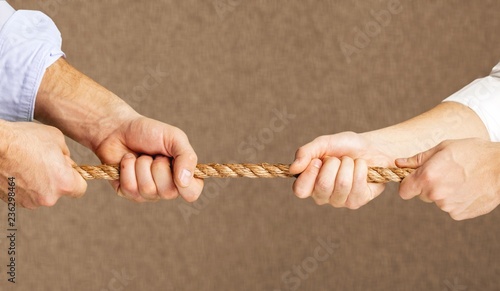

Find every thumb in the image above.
[290,141,327,175]
[395,146,441,169]
[290,132,365,175]
[167,129,198,188]
[65,156,88,198]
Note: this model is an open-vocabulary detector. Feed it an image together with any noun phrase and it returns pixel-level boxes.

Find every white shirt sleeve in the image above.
[443,62,500,142]
[0,4,64,121]
[0,1,15,30]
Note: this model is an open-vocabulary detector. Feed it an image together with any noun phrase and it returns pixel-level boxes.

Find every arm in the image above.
[0,119,87,208]
[289,102,488,209]
[290,59,500,219]
[34,59,204,202]
[361,101,489,158]
[0,6,86,208]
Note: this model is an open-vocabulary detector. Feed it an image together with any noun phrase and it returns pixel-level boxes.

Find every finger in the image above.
[117,153,146,202]
[151,156,178,200]
[418,194,433,203]
[395,145,441,169]
[398,170,423,200]
[177,178,204,203]
[293,159,322,199]
[434,199,456,213]
[311,157,340,205]
[344,158,372,209]
[290,136,331,174]
[63,156,88,198]
[136,155,160,201]
[330,156,354,207]
[49,126,71,156]
[166,129,198,189]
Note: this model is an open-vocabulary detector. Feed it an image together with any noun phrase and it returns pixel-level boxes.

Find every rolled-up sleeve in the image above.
[443,62,500,142]
[0,4,64,121]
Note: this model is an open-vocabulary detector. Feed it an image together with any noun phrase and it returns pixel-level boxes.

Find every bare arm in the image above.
[34,58,203,203]
[34,58,136,151]
[289,101,490,211]
[362,101,490,159]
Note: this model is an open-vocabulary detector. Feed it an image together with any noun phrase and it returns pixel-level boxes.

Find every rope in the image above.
[74,164,414,183]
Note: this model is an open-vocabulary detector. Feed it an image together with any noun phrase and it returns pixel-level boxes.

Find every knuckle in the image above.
[340,156,352,162]
[419,171,435,184]
[325,156,341,165]
[151,157,169,169]
[159,190,178,200]
[186,152,197,164]
[295,146,310,159]
[315,178,331,193]
[140,185,158,198]
[449,211,464,221]
[173,127,189,141]
[295,147,305,157]
[138,155,153,163]
[312,196,328,205]
[314,135,328,143]
[293,183,310,199]
[120,186,139,200]
[427,191,441,201]
[336,177,351,190]
[329,200,344,208]
[415,152,425,166]
[344,200,360,210]
[37,195,58,207]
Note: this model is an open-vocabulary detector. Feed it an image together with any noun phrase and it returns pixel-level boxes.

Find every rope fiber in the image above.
[74,164,414,183]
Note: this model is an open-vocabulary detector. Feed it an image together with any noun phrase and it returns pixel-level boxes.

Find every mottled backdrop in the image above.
[3,0,500,290]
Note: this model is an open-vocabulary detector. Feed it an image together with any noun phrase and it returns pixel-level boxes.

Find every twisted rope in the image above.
[74,164,414,183]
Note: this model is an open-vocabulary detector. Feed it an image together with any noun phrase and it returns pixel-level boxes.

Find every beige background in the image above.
[3,0,500,290]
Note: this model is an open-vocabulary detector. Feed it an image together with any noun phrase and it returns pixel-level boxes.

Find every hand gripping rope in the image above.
[74,164,414,183]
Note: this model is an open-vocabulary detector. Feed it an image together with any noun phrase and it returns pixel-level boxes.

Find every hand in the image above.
[93,114,204,203]
[289,132,394,209]
[396,138,500,220]
[0,121,87,209]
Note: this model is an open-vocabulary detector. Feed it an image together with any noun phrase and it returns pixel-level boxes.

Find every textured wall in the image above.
[4,0,500,290]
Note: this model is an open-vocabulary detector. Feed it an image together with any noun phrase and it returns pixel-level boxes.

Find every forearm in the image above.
[34,58,140,150]
[0,119,12,157]
[362,102,489,159]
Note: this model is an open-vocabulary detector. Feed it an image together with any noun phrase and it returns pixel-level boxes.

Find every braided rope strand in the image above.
[74,164,414,183]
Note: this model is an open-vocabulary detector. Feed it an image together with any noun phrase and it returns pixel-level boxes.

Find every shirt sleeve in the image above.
[0,1,15,31]
[443,62,500,142]
[0,7,64,122]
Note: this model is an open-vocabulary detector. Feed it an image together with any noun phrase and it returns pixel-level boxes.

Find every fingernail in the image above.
[180,169,192,187]
[312,159,322,169]
[293,157,302,165]
[123,153,135,159]
[396,158,407,163]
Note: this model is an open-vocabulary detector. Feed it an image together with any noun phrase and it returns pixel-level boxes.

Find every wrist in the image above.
[35,58,140,149]
[360,130,403,160]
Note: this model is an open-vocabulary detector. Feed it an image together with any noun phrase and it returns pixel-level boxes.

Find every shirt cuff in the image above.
[0,10,64,122]
[0,1,15,31]
[443,63,500,142]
